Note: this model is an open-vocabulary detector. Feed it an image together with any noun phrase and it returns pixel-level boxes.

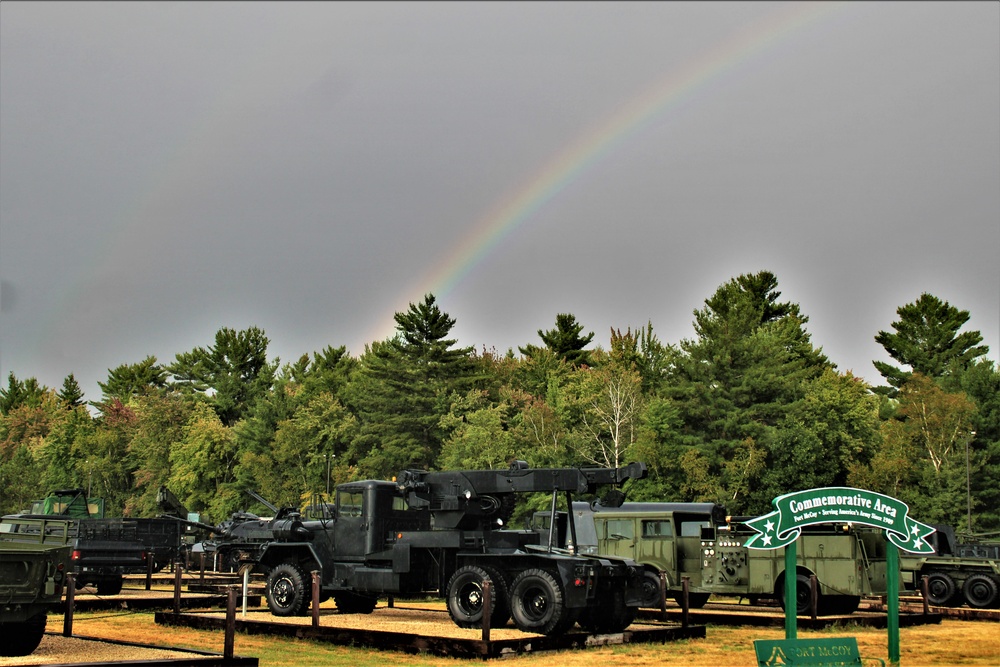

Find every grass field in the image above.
[43,606,998,667]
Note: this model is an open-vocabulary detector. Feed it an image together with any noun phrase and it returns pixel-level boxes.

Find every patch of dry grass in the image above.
[43,605,1000,667]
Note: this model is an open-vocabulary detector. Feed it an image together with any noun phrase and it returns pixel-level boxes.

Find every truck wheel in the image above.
[0,612,47,656]
[776,573,814,615]
[447,565,501,628]
[334,591,378,614]
[509,568,573,635]
[820,595,860,615]
[267,562,309,616]
[679,592,711,609]
[925,572,959,606]
[480,566,511,627]
[639,570,666,608]
[962,574,999,609]
[580,587,635,633]
[96,576,123,596]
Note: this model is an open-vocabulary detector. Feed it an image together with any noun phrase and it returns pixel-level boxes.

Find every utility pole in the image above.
[966,431,976,532]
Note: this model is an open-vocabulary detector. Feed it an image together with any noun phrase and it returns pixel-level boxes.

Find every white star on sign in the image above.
[763,534,773,546]
[911,524,921,537]
[765,520,775,533]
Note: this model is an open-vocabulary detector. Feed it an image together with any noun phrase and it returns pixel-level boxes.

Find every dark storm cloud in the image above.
[1,1,997,401]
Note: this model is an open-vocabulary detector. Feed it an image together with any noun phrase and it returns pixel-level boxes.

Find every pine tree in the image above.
[874,293,988,394]
[344,295,478,477]
[58,374,85,408]
[520,313,594,366]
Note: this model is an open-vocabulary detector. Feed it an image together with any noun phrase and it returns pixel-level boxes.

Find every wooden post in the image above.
[680,575,690,629]
[481,579,492,642]
[387,595,394,608]
[311,571,321,627]
[659,571,668,622]
[145,553,154,591]
[809,573,818,621]
[62,572,75,637]
[920,575,930,615]
[173,559,183,614]
[224,586,237,660]
[199,551,205,582]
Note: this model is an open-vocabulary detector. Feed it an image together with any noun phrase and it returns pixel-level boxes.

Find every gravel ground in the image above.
[0,634,197,666]
[195,603,636,640]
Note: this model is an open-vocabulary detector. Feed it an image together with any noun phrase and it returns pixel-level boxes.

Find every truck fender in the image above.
[258,542,322,574]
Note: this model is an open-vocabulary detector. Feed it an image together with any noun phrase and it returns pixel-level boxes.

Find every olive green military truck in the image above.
[0,515,73,656]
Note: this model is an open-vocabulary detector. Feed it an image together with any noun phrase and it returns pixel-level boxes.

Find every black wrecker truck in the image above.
[256,461,648,635]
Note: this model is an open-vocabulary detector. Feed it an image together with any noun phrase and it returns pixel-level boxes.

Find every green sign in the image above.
[744,486,936,554]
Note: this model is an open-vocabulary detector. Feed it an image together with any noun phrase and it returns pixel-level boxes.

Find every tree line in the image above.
[1,271,996,533]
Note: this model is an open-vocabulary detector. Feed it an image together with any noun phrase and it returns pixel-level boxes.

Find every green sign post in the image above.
[744,487,935,665]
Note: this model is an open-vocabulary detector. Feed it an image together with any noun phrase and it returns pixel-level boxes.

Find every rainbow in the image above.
[369,1,853,345]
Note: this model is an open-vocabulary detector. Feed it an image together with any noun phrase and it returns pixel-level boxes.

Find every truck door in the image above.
[334,487,366,560]
[603,518,637,560]
[637,518,677,576]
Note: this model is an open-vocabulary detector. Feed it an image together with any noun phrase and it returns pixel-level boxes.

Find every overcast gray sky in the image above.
[2,1,998,403]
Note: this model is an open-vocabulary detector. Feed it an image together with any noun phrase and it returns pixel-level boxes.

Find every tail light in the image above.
[72,550,82,561]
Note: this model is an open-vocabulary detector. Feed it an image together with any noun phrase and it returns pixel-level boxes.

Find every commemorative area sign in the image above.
[742,487,936,555]
[742,486,933,664]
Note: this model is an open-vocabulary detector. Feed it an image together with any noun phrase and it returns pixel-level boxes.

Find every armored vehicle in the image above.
[0,515,73,656]
[257,462,649,635]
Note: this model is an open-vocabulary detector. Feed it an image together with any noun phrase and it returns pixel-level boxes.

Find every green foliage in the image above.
[0,372,47,415]
[520,313,594,366]
[850,373,978,529]
[874,293,988,394]
[167,327,277,427]
[661,271,833,514]
[97,356,167,404]
[168,402,239,521]
[0,445,43,514]
[0,277,994,532]
[344,295,478,478]
[58,374,85,408]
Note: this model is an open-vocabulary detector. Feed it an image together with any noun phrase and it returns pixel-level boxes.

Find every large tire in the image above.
[682,592,711,609]
[0,612,47,657]
[447,565,501,628]
[579,586,636,634]
[776,573,814,615]
[962,574,999,609]
[819,595,861,615]
[96,575,123,596]
[334,591,378,614]
[480,566,511,628]
[267,562,310,616]
[925,572,960,607]
[639,569,666,608]
[509,568,573,635]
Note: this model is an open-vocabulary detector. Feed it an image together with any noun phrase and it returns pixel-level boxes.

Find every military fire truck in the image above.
[535,500,890,615]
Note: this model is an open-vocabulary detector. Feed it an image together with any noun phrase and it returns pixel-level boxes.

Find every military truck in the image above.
[535,501,890,615]
[0,515,73,656]
[899,525,1000,608]
[18,489,182,595]
[256,462,648,635]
